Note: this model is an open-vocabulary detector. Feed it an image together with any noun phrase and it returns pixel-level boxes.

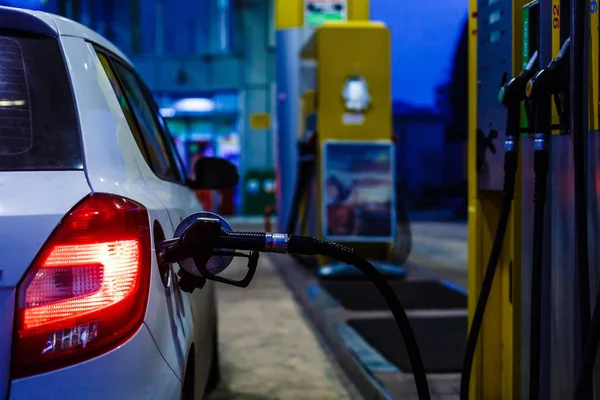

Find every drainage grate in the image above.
[348,316,467,373]
[320,280,467,311]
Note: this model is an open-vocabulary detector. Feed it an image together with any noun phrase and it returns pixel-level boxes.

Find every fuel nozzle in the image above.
[162,212,263,292]
[499,51,539,107]
[498,51,539,149]
[526,38,571,135]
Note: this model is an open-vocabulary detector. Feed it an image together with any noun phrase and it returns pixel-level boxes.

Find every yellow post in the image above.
[550,0,561,132]
[467,1,481,395]
[590,7,599,132]
[347,0,369,20]
[275,0,304,30]
[468,0,527,398]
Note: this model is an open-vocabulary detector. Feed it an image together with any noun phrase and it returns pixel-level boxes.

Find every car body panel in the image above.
[9,325,180,400]
[0,171,91,289]
[0,289,15,400]
[0,170,91,400]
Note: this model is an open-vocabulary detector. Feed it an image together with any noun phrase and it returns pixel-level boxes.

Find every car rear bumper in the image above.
[8,324,181,400]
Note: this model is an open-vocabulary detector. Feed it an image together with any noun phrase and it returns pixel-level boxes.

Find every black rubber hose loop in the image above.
[459,148,518,400]
[529,148,549,400]
[287,236,432,400]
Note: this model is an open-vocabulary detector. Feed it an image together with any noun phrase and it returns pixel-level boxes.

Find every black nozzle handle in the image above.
[164,218,222,263]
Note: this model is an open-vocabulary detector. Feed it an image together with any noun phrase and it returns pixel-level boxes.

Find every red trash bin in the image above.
[195,190,214,211]
[218,188,235,215]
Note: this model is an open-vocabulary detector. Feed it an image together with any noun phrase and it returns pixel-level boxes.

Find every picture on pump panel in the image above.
[322,141,396,242]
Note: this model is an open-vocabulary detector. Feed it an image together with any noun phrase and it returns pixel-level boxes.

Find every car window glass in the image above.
[97,53,177,182]
[113,63,178,182]
[0,34,81,170]
[96,52,149,163]
[134,77,188,181]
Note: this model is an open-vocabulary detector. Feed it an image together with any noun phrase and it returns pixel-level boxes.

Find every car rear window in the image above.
[0,32,82,171]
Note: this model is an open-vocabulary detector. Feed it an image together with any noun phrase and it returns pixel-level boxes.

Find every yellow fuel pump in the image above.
[299,21,395,264]
[467,1,529,397]
[468,0,600,398]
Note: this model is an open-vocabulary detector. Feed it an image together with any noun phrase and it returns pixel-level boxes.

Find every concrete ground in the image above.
[207,250,361,400]
[407,221,468,288]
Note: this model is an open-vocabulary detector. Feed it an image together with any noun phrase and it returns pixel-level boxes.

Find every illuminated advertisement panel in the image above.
[321,141,396,242]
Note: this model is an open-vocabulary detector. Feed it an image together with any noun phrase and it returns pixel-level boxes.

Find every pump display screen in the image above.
[321,141,396,242]
[523,1,539,67]
[305,0,347,27]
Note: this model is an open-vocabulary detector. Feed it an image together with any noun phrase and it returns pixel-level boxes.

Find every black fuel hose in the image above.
[572,0,595,395]
[576,295,600,400]
[529,140,549,400]
[571,0,592,397]
[286,135,317,235]
[575,284,600,400]
[459,146,518,400]
[286,157,315,235]
[525,40,567,398]
[289,236,430,400]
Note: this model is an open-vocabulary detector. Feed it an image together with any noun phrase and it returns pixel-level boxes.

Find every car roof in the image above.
[0,6,133,67]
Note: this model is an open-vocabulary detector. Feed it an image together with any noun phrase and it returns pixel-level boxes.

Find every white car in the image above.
[0,6,239,400]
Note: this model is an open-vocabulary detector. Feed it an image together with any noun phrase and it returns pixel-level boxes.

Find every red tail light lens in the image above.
[12,193,151,378]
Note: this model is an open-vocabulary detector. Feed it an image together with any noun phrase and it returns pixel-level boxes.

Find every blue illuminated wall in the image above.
[372,1,468,214]
[0,0,45,9]
[371,0,468,108]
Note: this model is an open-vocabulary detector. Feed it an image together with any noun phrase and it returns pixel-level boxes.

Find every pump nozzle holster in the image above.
[498,51,539,143]
[526,39,571,134]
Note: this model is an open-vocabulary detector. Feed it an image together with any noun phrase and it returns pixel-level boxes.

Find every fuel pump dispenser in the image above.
[523,1,596,398]
[285,21,411,279]
[460,52,539,400]
[466,0,587,397]
[468,0,595,398]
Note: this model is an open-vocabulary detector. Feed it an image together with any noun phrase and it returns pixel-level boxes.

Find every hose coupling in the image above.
[533,133,548,151]
[505,136,518,152]
[265,232,289,253]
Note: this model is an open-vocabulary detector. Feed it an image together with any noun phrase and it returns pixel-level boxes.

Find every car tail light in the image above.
[12,193,151,378]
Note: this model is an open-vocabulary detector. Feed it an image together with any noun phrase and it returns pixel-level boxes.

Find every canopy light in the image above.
[173,98,216,113]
